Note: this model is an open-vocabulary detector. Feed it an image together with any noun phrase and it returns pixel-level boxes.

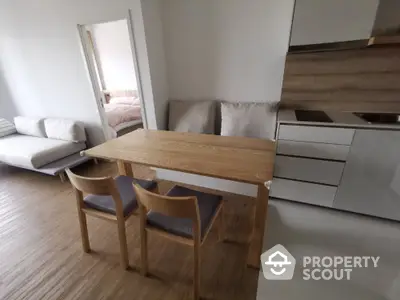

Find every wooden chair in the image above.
[66,168,158,269]
[133,184,225,300]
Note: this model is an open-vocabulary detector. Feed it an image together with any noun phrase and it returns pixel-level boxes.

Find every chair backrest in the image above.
[66,168,116,196]
[133,184,200,221]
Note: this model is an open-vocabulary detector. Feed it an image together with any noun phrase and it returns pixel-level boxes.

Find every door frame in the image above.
[77,10,148,141]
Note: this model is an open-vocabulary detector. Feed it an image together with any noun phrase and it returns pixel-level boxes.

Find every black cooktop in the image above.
[295,110,333,123]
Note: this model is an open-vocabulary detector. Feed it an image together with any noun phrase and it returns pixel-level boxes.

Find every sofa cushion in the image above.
[221,102,276,139]
[84,176,157,217]
[0,134,86,169]
[44,119,86,142]
[168,100,216,134]
[147,186,222,239]
[0,118,17,138]
[14,116,46,137]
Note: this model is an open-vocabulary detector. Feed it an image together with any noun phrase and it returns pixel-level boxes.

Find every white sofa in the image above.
[0,117,91,181]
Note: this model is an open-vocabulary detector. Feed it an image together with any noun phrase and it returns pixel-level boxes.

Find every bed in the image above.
[103,90,143,137]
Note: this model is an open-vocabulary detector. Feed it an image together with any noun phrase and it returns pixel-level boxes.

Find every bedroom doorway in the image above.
[78,14,146,140]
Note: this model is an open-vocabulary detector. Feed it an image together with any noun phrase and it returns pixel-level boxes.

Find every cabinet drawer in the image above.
[270,178,337,207]
[278,125,355,145]
[277,140,350,161]
[274,155,345,185]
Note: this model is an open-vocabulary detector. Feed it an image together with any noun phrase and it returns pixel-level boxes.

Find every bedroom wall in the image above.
[162,0,293,105]
[91,19,138,91]
[0,0,165,144]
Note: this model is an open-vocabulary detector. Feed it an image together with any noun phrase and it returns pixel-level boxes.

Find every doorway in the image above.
[79,17,146,140]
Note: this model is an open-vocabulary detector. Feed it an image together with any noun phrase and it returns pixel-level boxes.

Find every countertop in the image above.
[278,110,400,130]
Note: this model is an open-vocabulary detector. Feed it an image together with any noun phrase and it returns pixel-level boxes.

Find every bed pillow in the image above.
[0,118,17,138]
[14,116,46,137]
[44,118,86,143]
[168,100,216,134]
[109,97,140,106]
[220,102,277,139]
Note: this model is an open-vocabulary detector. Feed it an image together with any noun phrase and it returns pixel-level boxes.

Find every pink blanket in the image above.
[105,103,142,128]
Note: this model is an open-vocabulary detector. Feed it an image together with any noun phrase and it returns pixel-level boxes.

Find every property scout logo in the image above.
[261,244,380,281]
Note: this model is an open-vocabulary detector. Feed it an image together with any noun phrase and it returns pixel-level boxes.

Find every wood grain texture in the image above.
[247,184,269,268]
[281,46,400,112]
[134,185,224,300]
[66,169,132,270]
[84,130,276,185]
[0,161,259,300]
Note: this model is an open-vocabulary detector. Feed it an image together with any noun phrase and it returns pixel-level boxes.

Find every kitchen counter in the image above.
[278,110,400,130]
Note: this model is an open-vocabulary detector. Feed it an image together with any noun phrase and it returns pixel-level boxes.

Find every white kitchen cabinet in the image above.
[270,178,337,207]
[277,140,350,161]
[278,125,355,145]
[333,129,400,221]
[290,0,380,46]
[275,156,345,185]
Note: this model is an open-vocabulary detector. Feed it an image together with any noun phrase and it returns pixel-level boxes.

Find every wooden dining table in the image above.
[82,129,276,268]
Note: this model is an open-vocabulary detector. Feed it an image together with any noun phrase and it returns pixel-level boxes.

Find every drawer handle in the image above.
[264,180,272,190]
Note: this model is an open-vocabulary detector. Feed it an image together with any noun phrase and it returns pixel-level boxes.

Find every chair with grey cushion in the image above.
[66,169,158,270]
[133,184,225,300]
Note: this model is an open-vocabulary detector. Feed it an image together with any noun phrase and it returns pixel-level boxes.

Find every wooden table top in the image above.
[83,130,276,185]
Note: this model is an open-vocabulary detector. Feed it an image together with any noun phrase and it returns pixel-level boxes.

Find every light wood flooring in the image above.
[0,161,259,300]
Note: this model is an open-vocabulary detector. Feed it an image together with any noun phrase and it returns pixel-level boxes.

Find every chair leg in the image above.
[117,217,129,270]
[218,206,225,242]
[193,243,201,300]
[140,228,148,276]
[59,172,66,183]
[78,209,90,253]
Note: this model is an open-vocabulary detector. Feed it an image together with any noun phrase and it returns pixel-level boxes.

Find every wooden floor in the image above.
[0,161,259,300]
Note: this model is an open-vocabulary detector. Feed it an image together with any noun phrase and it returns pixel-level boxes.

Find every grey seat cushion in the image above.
[147,186,222,239]
[84,176,157,217]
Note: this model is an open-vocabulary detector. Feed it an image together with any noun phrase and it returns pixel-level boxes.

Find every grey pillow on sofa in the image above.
[0,118,17,138]
[220,102,276,139]
[168,100,216,134]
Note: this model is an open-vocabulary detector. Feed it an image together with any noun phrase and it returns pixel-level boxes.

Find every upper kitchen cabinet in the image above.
[290,0,380,47]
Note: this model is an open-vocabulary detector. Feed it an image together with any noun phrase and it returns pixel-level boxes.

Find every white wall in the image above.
[290,0,379,45]
[142,0,169,130]
[162,0,293,105]
[91,19,137,91]
[373,0,400,35]
[156,0,295,195]
[0,62,18,121]
[0,0,163,145]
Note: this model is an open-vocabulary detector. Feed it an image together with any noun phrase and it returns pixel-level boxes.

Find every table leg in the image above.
[247,183,269,268]
[117,160,133,177]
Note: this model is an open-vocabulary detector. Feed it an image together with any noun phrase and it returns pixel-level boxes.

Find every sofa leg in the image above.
[59,172,66,183]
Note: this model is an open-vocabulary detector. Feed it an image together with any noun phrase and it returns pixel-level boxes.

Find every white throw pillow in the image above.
[221,102,277,139]
[14,116,46,137]
[44,118,86,143]
[168,100,216,134]
[0,118,17,138]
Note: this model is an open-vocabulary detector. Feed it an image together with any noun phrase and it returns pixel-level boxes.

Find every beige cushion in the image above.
[221,102,276,139]
[168,100,216,134]
[44,118,86,143]
[14,116,46,137]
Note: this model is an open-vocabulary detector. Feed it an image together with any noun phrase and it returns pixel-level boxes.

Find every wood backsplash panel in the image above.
[281,46,400,113]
